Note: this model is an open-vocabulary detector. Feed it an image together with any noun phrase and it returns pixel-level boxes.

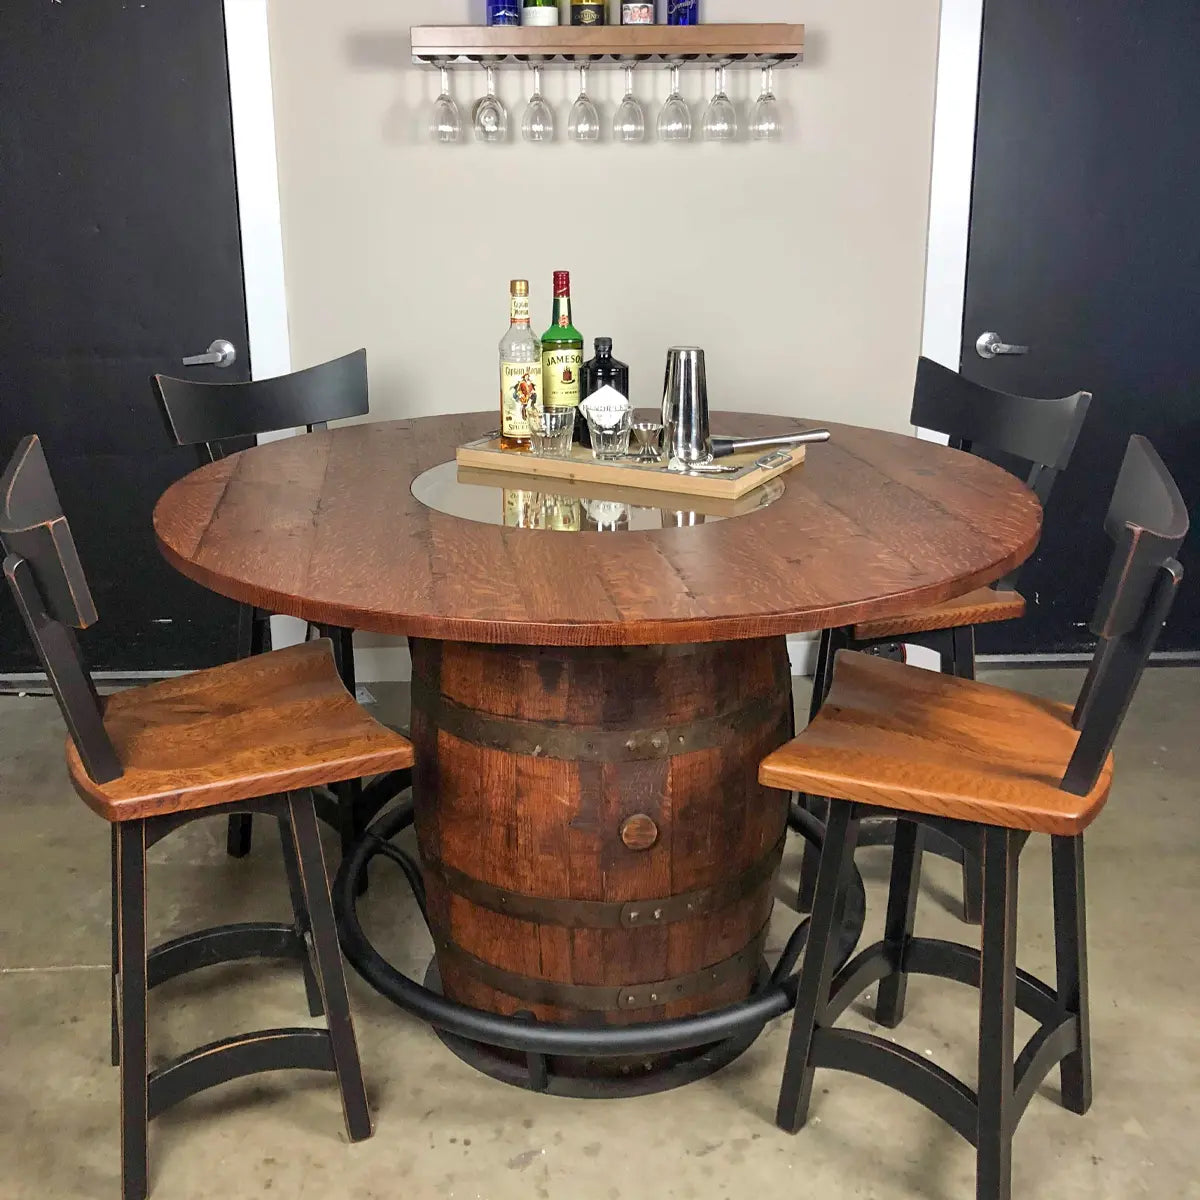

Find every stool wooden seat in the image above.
[1,434,414,1200]
[761,435,1187,1200]
[152,349,378,860]
[761,650,1111,835]
[67,640,413,822]
[850,584,1027,643]
[799,358,1091,923]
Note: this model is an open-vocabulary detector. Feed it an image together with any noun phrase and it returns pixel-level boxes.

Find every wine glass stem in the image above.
[670,64,680,95]
[487,66,497,98]
[624,64,634,98]
[762,64,774,97]
[440,66,451,96]
[579,64,589,96]
[532,65,542,98]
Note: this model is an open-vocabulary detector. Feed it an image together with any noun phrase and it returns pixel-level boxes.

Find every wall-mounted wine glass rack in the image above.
[410,23,806,67]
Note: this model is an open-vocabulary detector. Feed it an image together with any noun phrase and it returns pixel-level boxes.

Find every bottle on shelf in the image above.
[499,279,542,452]
[664,0,699,25]
[487,0,521,25]
[540,270,585,442]
[582,337,630,407]
[569,1,608,26]
[621,2,657,24]
[521,0,560,25]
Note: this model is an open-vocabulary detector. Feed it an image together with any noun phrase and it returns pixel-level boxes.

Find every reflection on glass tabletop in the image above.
[410,460,785,533]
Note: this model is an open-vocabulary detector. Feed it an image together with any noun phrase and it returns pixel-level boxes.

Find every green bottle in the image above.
[541,270,586,444]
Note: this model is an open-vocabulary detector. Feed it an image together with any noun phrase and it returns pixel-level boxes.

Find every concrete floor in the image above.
[1,667,1197,1200]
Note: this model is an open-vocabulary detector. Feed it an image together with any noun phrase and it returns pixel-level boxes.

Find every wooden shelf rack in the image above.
[410,24,805,68]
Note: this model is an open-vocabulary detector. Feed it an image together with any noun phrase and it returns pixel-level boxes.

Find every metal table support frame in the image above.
[334,794,866,1094]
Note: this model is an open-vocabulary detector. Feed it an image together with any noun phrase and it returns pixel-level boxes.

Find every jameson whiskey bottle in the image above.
[499,279,541,451]
[541,271,584,434]
[570,1,608,25]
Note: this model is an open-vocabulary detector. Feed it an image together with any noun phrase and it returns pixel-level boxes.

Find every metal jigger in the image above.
[662,346,711,465]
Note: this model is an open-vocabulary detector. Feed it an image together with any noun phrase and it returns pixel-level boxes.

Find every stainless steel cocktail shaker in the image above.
[662,346,711,465]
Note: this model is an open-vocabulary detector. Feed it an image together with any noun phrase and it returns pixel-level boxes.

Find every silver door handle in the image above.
[976,331,1029,360]
[182,339,237,368]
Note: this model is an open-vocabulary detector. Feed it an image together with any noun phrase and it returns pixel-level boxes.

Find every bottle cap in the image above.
[510,279,529,296]
[553,270,571,297]
[595,337,612,355]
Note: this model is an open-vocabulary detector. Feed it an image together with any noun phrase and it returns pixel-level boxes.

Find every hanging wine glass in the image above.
[657,64,692,143]
[429,66,462,144]
[473,65,509,144]
[702,64,737,142]
[750,64,783,141]
[613,64,646,143]
[522,65,555,143]
[568,63,601,142]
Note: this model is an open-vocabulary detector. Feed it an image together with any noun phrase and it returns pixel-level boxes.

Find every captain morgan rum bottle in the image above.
[541,271,583,421]
[499,279,541,451]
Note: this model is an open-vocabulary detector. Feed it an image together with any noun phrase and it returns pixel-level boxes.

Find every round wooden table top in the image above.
[153,411,1042,647]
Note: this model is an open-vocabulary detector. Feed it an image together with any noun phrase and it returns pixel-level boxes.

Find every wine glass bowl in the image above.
[750,64,783,141]
[521,65,555,143]
[657,64,692,143]
[613,65,646,143]
[568,64,601,142]
[429,66,462,144]
[474,65,509,144]
[702,64,737,143]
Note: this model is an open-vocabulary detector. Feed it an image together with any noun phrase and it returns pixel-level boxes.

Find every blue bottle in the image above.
[487,0,520,25]
[664,0,699,24]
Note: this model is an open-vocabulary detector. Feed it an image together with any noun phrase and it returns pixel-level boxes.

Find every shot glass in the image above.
[586,408,634,461]
[632,421,665,462]
[530,406,576,458]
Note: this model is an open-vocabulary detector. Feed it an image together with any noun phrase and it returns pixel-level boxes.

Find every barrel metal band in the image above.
[409,677,786,762]
[434,937,764,1012]
[423,836,786,930]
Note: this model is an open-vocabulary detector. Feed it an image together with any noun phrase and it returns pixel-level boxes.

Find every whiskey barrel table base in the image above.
[334,795,866,1098]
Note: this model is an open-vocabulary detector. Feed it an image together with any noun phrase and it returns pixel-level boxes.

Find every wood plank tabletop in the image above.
[153,412,1042,647]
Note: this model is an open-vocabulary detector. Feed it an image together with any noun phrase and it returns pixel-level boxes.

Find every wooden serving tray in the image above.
[455,437,805,500]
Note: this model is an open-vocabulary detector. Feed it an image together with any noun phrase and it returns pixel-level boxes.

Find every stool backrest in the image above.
[153,348,369,464]
[1061,435,1187,795]
[0,436,122,783]
[911,357,1092,506]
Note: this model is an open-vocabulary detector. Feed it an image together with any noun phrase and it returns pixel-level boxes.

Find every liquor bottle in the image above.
[570,1,608,25]
[499,280,542,451]
[521,0,559,25]
[621,2,656,24]
[541,272,584,441]
[487,0,521,25]
[582,338,630,404]
[664,0,698,25]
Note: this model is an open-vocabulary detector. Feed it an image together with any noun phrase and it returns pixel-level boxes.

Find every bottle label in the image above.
[622,3,655,22]
[543,348,583,409]
[571,2,607,24]
[501,360,541,437]
[510,294,531,324]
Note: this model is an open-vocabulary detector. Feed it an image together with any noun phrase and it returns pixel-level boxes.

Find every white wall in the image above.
[265,0,944,677]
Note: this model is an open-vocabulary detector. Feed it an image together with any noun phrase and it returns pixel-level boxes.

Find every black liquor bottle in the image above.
[580,336,631,446]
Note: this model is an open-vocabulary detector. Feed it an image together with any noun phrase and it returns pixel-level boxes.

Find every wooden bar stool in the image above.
[152,349,373,861]
[798,358,1092,922]
[761,436,1186,1200]
[1,435,414,1200]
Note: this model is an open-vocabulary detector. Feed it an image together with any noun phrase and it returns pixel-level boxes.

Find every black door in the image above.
[0,2,250,673]
[962,0,1200,655]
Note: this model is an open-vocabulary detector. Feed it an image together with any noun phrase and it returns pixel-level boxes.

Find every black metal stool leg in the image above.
[797,628,841,912]
[225,604,261,861]
[875,819,924,1028]
[277,814,325,1018]
[1052,834,1092,1115]
[111,824,120,1067]
[777,801,860,1133]
[976,827,1019,1200]
[285,791,372,1142]
[116,821,149,1200]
